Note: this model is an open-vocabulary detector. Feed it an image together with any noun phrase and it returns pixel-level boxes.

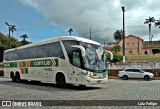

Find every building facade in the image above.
[105,35,160,55]
[118,35,144,55]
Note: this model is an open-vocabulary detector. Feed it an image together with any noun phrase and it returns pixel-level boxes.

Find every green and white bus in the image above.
[3,36,113,87]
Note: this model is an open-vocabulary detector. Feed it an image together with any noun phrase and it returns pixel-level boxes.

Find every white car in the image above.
[118,68,154,80]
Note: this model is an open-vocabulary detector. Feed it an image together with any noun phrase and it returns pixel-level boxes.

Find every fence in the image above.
[108,62,160,69]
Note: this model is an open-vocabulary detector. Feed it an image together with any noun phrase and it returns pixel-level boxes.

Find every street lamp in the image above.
[67,28,73,36]
[5,22,17,49]
[122,6,125,63]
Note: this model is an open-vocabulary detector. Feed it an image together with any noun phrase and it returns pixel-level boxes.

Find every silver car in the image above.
[118,68,154,80]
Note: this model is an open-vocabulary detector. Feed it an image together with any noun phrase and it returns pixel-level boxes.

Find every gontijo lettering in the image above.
[34,60,51,66]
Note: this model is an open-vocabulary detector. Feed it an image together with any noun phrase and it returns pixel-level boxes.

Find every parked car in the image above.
[118,68,154,80]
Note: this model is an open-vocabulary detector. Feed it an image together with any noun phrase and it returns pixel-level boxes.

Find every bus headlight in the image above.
[87,72,93,77]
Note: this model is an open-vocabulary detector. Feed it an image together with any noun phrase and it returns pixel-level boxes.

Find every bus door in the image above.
[69,50,82,84]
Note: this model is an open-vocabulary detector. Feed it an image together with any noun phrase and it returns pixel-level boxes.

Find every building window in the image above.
[129,50,132,54]
[145,51,147,54]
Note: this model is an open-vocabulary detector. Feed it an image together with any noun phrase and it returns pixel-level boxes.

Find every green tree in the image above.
[144,16,155,42]
[20,34,29,45]
[155,19,160,28]
[0,33,19,62]
[113,29,123,43]
[112,45,121,53]
[106,53,122,63]
[152,48,160,54]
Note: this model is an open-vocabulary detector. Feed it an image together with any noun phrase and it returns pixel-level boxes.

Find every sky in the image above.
[0,0,160,45]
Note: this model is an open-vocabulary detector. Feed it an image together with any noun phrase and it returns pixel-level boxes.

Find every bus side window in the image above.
[72,50,81,68]
[49,42,64,59]
[37,44,49,58]
[28,46,38,59]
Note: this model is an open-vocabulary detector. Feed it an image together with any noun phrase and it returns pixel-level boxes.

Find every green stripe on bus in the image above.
[3,62,17,68]
[24,68,28,74]
[3,59,58,68]
[22,61,26,67]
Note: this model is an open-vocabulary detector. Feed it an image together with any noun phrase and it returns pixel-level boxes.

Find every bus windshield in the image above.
[80,42,106,72]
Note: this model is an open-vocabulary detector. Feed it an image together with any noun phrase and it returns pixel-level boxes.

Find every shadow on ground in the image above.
[0,79,102,91]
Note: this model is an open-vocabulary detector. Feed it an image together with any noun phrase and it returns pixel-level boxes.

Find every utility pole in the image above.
[138,37,139,55]
[122,6,125,63]
[90,27,91,40]
[104,40,106,47]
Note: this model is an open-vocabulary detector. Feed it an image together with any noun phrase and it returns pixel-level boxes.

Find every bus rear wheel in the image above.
[15,72,21,83]
[56,74,66,88]
[10,72,16,82]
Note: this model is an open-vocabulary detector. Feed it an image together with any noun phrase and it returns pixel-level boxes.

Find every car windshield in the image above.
[80,42,106,72]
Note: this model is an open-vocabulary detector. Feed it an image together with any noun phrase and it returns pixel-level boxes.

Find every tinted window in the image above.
[49,42,64,58]
[37,44,49,58]
[5,51,18,61]
[17,48,28,60]
[63,40,79,61]
[133,69,140,72]
[28,46,38,59]
[3,52,8,61]
[72,50,81,67]
[125,69,133,72]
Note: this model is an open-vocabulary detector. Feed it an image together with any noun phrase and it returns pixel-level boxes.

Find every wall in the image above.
[118,35,143,55]
[108,69,160,77]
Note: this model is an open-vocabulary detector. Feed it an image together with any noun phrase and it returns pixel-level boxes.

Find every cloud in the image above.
[17,0,160,43]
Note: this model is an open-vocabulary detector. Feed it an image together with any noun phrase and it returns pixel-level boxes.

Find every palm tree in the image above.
[113,29,123,44]
[155,18,160,28]
[67,28,73,36]
[144,17,155,43]
[20,34,29,45]
[20,34,28,42]
[10,25,17,37]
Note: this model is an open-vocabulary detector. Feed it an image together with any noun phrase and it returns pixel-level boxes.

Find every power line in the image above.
[24,25,155,39]
[18,15,160,31]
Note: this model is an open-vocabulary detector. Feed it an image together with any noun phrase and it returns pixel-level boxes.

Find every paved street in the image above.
[0,77,160,109]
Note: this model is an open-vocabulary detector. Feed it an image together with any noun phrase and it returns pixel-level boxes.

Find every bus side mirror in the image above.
[71,45,85,57]
[104,50,113,60]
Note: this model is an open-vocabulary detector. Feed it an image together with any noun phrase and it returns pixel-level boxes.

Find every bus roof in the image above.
[5,36,101,52]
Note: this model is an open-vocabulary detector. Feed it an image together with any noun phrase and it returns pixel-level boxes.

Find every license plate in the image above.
[97,80,101,83]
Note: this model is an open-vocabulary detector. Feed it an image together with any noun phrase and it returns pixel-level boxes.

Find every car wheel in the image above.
[144,75,150,81]
[122,75,128,80]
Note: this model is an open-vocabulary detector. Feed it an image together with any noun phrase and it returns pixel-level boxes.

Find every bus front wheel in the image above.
[56,73,66,88]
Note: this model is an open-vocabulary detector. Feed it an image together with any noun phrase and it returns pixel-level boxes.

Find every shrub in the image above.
[106,53,123,63]
[152,48,160,54]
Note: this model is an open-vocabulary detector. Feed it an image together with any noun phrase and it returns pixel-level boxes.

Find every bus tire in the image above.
[15,72,21,83]
[79,85,86,88]
[10,72,16,82]
[56,73,66,88]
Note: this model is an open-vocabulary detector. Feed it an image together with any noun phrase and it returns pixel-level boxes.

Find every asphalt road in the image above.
[0,77,160,109]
